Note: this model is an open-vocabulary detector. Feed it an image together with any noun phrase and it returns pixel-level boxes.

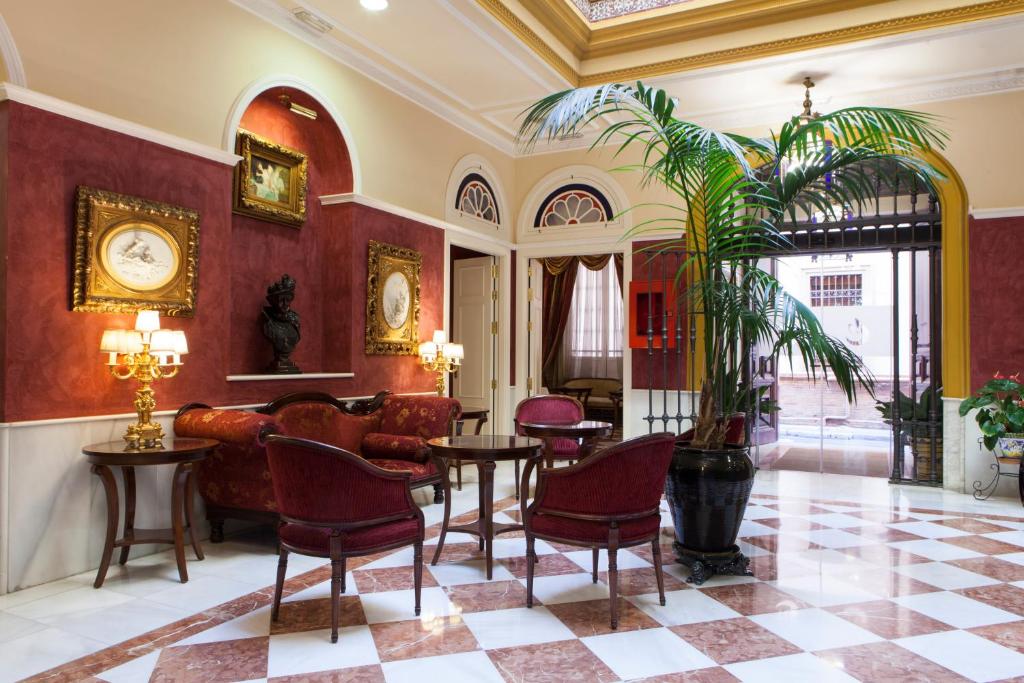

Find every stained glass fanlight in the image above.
[534,183,613,228]
[456,173,499,224]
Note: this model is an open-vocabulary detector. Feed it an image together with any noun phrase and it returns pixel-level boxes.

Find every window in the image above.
[561,260,623,379]
[810,273,863,307]
[534,183,612,228]
[455,173,499,224]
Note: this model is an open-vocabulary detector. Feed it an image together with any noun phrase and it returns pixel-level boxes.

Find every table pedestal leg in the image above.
[481,460,496,580]
[92,464,119,589]
[185,466,204,560]
[119,466,136,566]
[170,462,191,583]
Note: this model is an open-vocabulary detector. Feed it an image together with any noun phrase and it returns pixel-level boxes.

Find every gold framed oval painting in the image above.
[73,186,200,316]
[365,240,421,355]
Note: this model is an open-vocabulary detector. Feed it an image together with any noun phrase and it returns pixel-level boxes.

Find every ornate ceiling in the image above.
[568,0,696,22]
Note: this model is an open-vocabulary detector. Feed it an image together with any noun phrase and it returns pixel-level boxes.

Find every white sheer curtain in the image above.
[559,260,623,380]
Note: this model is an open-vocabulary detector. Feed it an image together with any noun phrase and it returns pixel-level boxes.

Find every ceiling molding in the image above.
[478,0,1024,86]
[232,0,517,155]
[0,83,241,165]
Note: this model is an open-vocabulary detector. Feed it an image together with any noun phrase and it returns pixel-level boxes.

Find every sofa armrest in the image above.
[174,408,278,446]
[361,433,429,463]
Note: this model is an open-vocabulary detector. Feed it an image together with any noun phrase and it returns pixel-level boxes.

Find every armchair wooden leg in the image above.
[414,542,423,616]
[330,538,343,644]
[652,540,666,606]
[455,458,462,491]
[340,557,347,594]
[526,536,536,608]
[608,526,620,630]
[592,547,599,583]
[432,483,445,504]
[272,549,288,622]
[514,459,521,500]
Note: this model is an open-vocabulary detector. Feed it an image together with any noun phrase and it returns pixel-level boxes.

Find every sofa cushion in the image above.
[362,433,429,462]
[279,518,420,554]
[273,402,380,454]
[379,395,461,439]
[367,459,437,481]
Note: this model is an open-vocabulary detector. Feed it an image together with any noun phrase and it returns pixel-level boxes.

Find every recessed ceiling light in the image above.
[360,0,388,10]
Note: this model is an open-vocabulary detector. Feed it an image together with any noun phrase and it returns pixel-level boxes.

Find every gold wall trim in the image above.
[582,0,1024,85]
[479,0,1024,88]
[474,0,578,84]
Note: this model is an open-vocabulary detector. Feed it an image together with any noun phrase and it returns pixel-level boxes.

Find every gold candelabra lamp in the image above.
[100,310,188,449]
[418,330,464,397]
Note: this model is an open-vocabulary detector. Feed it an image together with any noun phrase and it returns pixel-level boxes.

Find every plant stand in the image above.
[973,437,1023,503]
[674,543,751,585]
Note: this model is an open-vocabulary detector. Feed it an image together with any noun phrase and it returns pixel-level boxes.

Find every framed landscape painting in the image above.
[73,186,200,316]
[365,240,421,355]
[233,129,308,227]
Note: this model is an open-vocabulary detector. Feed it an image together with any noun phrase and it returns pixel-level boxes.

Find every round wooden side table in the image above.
[83,437,219,588]
[518,419,614,465]
[450,406,490,490]
[427,435,543,579]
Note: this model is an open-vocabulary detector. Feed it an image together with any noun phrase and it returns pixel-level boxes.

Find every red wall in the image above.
[631,242,689,390]
[969,216,1024,391]
[0,99,439,421]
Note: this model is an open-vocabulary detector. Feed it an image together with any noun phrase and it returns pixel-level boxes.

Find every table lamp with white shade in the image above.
[418,330,463,396]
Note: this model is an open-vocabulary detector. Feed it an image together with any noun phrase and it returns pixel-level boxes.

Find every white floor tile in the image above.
[563,549,650,572]
[805,513,874,529]
[177,606,272,645]
[462,606,575,649]
[791,529,875,549]
[983,531,1024,549]
[726,652,859,683]
[360,587,455,624]
[744,505,782,521]
[145,575,267,612]
[96,650,160,683]
[50,598,193,646]
[362,546,418,570]
[488,537,556,559]
[893,591,1021,628]
[6,586,134,621]
[770,574,880,607]
[284,572,358,602]
[888,539,984,562]
[0,579,82,611]
[381,650,504,683]
[0,611,46,644]
[267,625,379,677]
[1,626,107,682]
[427,560,514,586]
[665,563,757,586]
[628,589,742,626]
[739,520,781,537]
[894,562,1001,590]
[750,608,881,651]
[582,627,715,679]
[897,629,1024,682]
[520,572,609,605]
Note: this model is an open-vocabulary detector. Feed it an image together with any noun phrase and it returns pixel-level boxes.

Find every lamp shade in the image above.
[149,329,176,354]
[418,341,437,361]
[135,310,161,333]
[432,330,447,345]
[100,329,123,353]
[443,343,464,360]
[171,330,188,354]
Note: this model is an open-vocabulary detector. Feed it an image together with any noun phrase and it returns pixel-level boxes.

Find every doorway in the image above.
[450,245,496,432]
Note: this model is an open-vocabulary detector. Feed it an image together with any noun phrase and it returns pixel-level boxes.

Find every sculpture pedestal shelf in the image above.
[674,543,751,586]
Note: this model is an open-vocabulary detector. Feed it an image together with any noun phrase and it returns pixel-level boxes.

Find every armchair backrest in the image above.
[531,432,676,518]
[265,435,416,526]
[514,395,584,433]
[378,395,462,439]
[272,401,380,454]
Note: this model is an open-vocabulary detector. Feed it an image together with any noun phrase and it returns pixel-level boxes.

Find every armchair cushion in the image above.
[367,459,437,480]
[361,433,429,462]
[279,518,421,554]
[273,402,380,454]
[530,515,659,544]
[379,395,461,439]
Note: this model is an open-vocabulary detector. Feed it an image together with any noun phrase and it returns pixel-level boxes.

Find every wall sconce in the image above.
[100,310,188,449]
[418,330,463,397]
[277,94,318,120]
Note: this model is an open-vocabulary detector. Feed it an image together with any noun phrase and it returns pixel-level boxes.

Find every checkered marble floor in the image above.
[9,469,1024,682]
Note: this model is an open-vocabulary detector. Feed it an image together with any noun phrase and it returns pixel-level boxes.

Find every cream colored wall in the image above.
[0,0,516,237]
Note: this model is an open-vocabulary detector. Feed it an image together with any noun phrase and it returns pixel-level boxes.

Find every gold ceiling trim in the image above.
[581,0,1024,85]
[477,0,1024,88]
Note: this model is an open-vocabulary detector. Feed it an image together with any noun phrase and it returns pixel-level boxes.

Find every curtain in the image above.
[559,260,624,381]
[540,253,624,387]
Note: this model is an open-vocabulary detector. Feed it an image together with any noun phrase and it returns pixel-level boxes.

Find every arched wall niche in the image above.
[229,85,355,375]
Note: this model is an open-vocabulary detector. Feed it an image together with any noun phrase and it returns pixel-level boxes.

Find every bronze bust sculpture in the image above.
[262,274,301,374]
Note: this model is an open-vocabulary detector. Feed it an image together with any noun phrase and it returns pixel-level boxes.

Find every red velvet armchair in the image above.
[521,432,677,629]
[265,434,425,643]
[173,392,461,542]
[513,394,586,499]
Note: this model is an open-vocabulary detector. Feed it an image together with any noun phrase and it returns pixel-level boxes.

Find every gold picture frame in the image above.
[73,187,200,316]
[233,129,308,228]
[365,240,421,355]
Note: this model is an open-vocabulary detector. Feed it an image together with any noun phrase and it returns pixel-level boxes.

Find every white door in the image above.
[526,258,544,396]
[452,256,495,432]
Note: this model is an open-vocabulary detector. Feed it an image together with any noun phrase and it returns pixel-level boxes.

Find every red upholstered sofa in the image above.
[174,391,461,542]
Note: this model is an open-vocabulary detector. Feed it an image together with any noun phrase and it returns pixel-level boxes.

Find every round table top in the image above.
[428,435,543,460]
[83,437,219,466]
[518,420,614,438]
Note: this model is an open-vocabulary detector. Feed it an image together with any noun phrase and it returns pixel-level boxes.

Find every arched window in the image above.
[534,183,613,228]
[455,173,500,225]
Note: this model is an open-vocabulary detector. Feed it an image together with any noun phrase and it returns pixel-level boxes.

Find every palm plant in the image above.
[518,82,946,450]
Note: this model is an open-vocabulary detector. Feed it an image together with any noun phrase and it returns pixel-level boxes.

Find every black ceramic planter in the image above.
[665,441,755,584]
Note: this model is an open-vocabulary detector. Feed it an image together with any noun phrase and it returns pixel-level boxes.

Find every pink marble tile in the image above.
[837,544,931,567]
[948,557,1024,582]
[500,552,586,578]
[848,525,925,543]
[699,583,811,616]
[826,600,953,639]
[931,517,1015,534]
[369,617,479,662]
[151,636,269,683]
[444,580,533,612]
[486,639,618,682]
[670,617,802,664]
[742,534,822,554]
[756,517,827,532]
[270,596,367,635]
[546,598,661,636]
[630,669,740,683]
[269,665,386,682]
[352,567,438,593]
[631,541,678,566]
[958,584,1024,616]
[941,535,1024,555]
[842,569,941,598]
[816,641,969,682]
[970,621,1024,654]
[597,567,687,595]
